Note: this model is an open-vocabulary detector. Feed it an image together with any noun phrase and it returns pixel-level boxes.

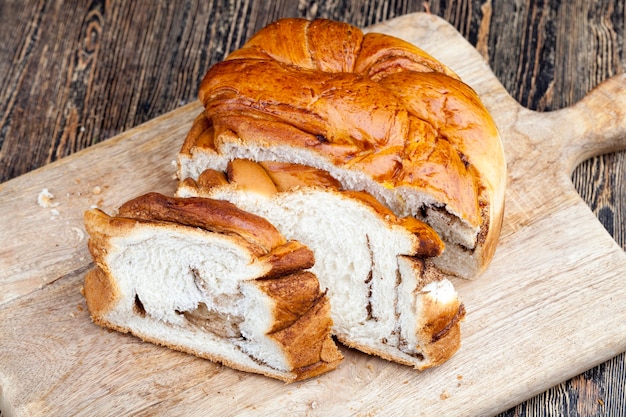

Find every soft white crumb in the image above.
[37,188,59,208]
[440,389,450,400]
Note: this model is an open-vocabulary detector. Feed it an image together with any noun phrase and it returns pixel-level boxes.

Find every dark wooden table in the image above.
[0,1,624,415]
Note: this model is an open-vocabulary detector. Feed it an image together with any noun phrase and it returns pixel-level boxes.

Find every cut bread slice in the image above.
[177,160,465,369]
[83,193,343,383]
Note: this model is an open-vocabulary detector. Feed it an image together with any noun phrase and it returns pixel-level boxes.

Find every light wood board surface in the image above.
[1,13,625,417]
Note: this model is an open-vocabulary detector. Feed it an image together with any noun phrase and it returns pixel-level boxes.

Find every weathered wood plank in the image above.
[0,1,624,416]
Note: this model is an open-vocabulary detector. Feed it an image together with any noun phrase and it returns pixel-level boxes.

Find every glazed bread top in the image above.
[181,18,506,278]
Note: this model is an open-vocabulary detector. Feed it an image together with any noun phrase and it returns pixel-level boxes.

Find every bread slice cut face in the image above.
[177,160,465,369]
[83,193,343,383]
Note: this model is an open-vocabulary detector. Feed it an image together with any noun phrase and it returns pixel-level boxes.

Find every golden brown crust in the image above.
[197,168,229,189]
[419,313,463,368]
[397,216,445,258]
[339,189,396,217]
[267,293,343,376]
[83,268,120,319]
[414,260,466,367]
[307,18,363,72]
[226,159,278,196]
[226,18,315,69]
[479,197,505,268]
[118,192,286,252]
[259,240,316,279]
[378,70,505,228]
[196,19,495,219]
[85,205,272,272]
[179,112,215,157]
[85,207,133,239]
[332,302,463,370]
[255,271,322,333]
[201,58,408,171]
[259,160,343,191]
[354,32,460,81]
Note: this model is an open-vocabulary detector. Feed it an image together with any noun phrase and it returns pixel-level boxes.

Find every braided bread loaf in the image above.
[178,18,506,280]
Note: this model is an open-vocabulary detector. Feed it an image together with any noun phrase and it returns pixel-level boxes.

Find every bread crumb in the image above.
[70,226,85,242]
[457,374,463,380]
[440,389,450,400]
[92,186,102,195]
[37,188,59,208]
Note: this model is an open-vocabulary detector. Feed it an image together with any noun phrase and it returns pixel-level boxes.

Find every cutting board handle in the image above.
[556,73,626,168]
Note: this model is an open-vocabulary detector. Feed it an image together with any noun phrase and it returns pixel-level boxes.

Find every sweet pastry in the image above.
[83,193,343,382]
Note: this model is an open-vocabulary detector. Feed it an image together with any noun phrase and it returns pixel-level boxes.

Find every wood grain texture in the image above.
[0,1,624,416]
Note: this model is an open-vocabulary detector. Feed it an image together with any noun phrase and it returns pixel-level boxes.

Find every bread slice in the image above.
[177,18,506,280]
[177,160,465,369]
[83,193,343,383]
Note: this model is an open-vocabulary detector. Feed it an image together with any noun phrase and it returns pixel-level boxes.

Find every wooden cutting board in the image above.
[1,12,625,417]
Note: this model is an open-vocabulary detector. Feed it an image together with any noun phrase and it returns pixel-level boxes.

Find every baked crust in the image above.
[118,192,286,252]
[83,267,120,319]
